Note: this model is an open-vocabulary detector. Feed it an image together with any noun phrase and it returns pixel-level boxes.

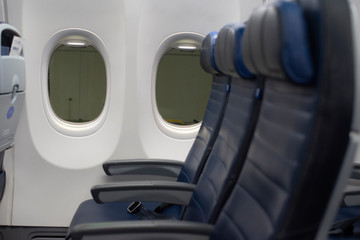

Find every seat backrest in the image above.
[181,23,262,223]
[210,1,354,239]
[177,32,230,184]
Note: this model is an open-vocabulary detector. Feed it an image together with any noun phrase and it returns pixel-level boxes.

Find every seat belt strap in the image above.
[127,201,174,220]
[329,215,360,235]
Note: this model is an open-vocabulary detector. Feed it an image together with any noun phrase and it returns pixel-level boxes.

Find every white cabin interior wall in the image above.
[6,0,22,32]
[3,0,261,227]
[0,0,7,22]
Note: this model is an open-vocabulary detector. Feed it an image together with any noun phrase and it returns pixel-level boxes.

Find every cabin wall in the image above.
[2,0,262,227]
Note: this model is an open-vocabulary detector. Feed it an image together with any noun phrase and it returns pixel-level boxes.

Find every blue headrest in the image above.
[200,32,220,74]
[242,1,314,84]
[214,23,254,79]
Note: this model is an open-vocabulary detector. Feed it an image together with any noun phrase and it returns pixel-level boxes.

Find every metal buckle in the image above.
[11,84,19,102]
[127,201,142,214]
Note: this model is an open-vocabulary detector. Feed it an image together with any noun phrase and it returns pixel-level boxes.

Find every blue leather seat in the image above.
[180,22,259,223]
[212,0,354,239]
[177,32,231,184]
[67,0,354,239]
[66,23,261,237]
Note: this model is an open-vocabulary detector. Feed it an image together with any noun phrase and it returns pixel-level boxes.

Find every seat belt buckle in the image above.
[127,201,142,214]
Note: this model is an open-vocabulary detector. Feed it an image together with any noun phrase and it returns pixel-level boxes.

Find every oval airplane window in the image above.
[156,43,212,126]
[42,29,110,137]
[48,44,106,123]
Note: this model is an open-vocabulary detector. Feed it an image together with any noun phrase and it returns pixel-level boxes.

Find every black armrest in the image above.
[341,185,360,207]
[91,181,196,205]
[103,159,183,179]
[351,163,360,179]
[344,185,360,196]
[68,220,213,240]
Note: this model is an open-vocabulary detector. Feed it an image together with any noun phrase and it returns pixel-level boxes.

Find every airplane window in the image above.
[48,45,106,123]
[156,47,212,125]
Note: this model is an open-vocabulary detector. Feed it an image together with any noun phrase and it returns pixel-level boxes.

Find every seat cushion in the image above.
[68,200,166,234]
[329,206,360,239]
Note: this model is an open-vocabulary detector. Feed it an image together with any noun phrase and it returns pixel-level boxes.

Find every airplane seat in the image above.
[66,0,355,239]
[176,31,230,184]
[0,23,25,201]
[102,32,230,183]
[66,22,260,238]
[177,22,260,223]
[211,0,354,239]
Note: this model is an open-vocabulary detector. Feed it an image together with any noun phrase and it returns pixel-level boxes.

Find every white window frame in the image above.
[41,28,110,137]
[152,32,206,139]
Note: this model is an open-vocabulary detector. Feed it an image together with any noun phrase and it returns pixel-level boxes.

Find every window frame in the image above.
[41,28,110,137]
[152,32,206,139]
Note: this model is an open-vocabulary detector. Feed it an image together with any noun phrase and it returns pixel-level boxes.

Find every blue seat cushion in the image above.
[329,206,360,239]
[68,200,177,234]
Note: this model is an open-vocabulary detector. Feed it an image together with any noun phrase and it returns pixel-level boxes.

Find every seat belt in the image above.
[127,201,175,220]
[329,215,360,235]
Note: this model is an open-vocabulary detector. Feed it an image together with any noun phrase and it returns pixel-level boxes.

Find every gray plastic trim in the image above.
[103,159,183,178]
[69,220,213,240]
[92,181,196,205]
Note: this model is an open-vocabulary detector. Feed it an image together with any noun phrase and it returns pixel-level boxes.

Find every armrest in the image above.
[103,159,183,179]
[351,163,360,179]
[91,181,196,205]
[339,163,360,207]
[68,220,213,240]
[341,185,360,207]
[344,185,360,196]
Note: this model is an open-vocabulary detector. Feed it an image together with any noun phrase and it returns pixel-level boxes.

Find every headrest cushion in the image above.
[242,1,314,84]
[200,32,220,74]
[215,23,254,79]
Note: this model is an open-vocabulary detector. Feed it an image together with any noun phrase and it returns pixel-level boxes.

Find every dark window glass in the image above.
[156,48,212,125]
[48,45,106,123]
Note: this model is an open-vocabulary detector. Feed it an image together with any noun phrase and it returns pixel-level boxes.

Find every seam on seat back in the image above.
[177,76,230,184]
[210,1,354,239]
